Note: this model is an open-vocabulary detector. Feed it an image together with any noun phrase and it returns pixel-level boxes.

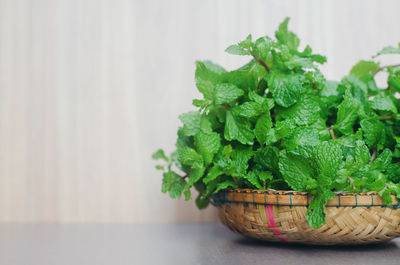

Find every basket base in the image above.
[217,203,400,245]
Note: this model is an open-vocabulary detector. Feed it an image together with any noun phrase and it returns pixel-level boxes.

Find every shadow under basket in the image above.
[213,189,400,245]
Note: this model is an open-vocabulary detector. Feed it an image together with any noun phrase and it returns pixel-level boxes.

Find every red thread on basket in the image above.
[265,205,288,242]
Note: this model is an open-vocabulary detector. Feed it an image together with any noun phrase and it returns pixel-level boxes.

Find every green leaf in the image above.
[195,194,210,209]
[214,180,237,194]
[253,36,273,60]
[277,95,320,125]
[179,111,201,136]
[177,146,202,166]
[187,163,206,188]
[371,148,392,170]
[360,118,386,150]
[338,75,368,105]
[285,56,316,70]
[233,102,263,118]
[162,170,186,199]
[350,60,380,77]
[283,127,320,152]
[275,17,300,50]
[335,89,360,135]
[225,44,250,56]
[388,73,400,91]
[244,170,263,189]
[213,84,244,105]
[238,34,252,49]
[312,141,343,179]
[265,72,305,107]
[203,165,224,184]
[195,61,225,100]
[224,111,254,145]
[379,188,393,205]
[275,119,296,139]
[155,165,164,170]
[169,179,186,199]
[371,94,397,113]
[152,149,168,162]
[278,150,316,192]
[184,188,191,200]
[192,99,212,109]
[162,170,180,193]
[375,45,400,57]
[254,113,273,145]
[306,190,334,228]
[230,146,254,177]
[320,81,339,98]
[194,131,221,166]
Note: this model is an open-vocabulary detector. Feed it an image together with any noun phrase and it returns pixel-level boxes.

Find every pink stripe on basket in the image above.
[265,205,288,242]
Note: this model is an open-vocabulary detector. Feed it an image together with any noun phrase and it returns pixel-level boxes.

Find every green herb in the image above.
[153,18,400,229]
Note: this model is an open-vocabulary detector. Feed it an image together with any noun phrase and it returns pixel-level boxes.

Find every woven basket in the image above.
[214,189,400,245]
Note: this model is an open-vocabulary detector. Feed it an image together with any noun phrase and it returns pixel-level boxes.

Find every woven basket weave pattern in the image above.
[216,189,400,245]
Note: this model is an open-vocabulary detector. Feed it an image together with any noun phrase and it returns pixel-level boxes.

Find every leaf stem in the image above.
[375,64,400,75]
[329,126,336,141]
[232,177,238,185]
[370,147,377,164]
[379,115,394,120]
[249,50,270,73]
[347,176,355,190]
[179,175,188,181]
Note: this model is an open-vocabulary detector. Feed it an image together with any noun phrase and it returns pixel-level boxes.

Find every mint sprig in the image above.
[153,18,400,229]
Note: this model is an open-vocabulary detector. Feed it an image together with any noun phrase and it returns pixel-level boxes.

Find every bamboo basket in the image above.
[214,189,400,245]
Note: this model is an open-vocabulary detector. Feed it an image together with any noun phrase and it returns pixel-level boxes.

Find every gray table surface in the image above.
[0,223,399,265]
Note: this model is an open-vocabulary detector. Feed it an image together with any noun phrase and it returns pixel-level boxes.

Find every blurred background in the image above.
[0,0,399,223]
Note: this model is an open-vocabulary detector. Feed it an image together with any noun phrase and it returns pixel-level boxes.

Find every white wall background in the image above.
[0,0,399,223]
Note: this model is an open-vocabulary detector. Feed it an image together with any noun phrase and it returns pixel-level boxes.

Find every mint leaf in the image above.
[254,113,272,145]
[360,118,386,150]
[238,34,252,49]
[194,131,221,166]
[162,170,186,199]
[195,61,225,100]
[215,146,254,178]
[152,149,169,162]
[244,170,263,189]
[214,180,238,194]
[187,162,206,188]
[265,72,305,107]
[169,179,186,199]
[233,102,263,118]
[224,111,254,145]
[278,150,316,192]
[375,45,400,57]
[225,44,250,56]
[203,165,224,184]
[277,95,320,125]
[283,127,320,152]
[195,194,210,209]
[213,84,244,105]
[335,89,360,135]
[177,146,202,166]
[192,99,212,109]
[253,36,273,61]
[312,141,343,179]
[275,17,300,50]
[371,94,397,113]
[350,60,380,77]
[388,73,400,91]
[179,111,201,136]
[306,190,334,228]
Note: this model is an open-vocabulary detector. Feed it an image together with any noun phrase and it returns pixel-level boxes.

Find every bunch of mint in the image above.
[153,18,400,228]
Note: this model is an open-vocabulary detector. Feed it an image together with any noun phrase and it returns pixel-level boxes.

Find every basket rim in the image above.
[214,188,400,208]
